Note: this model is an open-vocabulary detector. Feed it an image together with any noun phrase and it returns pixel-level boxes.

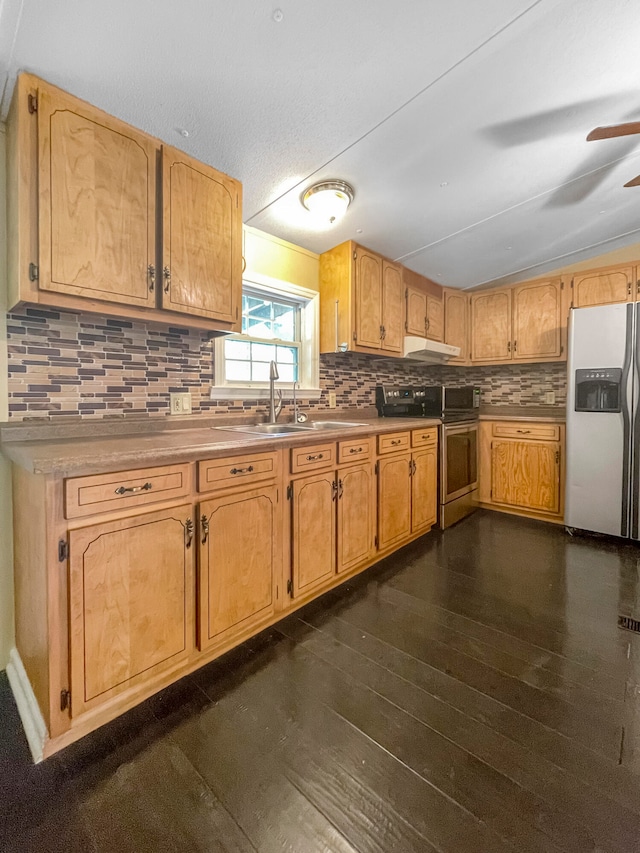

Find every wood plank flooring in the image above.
[2,510,640,852]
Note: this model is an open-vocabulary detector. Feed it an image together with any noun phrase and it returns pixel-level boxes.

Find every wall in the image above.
[0,122,15,670]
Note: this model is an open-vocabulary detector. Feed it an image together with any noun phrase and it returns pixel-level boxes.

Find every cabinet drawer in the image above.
[65,464,191,519]
[198,451,279,493]
[411,427,438,448]
[378,432,410,455]
[338,436,372,464]
[290,442,336,474]
[491,422,561,441]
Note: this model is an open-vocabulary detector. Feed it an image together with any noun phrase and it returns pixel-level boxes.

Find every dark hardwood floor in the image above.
[2,510,640,852]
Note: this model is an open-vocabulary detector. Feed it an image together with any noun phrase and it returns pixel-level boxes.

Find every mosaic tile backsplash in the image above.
[5,307,567,420]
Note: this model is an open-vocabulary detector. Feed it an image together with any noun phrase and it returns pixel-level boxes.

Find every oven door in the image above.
[441,422,478,503]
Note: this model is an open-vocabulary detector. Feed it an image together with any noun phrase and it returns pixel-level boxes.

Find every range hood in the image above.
[402,335,461,363]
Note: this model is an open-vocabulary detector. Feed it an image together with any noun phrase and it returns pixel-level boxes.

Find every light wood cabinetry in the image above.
[377,428,438,551]
[443,288,470,364]
[403,267,444,342]
[470,278,565,364]
[289,441,376,597]
[479,420,564,521]
[8,73,241,332]
[10,426,444,759]
[570,264,637,308]
[68,505,194,717]
[319,241,404,354]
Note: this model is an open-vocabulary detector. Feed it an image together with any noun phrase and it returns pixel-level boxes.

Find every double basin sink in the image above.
[216,421,367,437]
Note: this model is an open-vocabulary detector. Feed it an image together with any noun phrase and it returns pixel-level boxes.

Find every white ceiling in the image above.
[2,0,640,289]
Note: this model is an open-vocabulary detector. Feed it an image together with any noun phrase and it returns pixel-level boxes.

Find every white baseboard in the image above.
[6,647,48,763]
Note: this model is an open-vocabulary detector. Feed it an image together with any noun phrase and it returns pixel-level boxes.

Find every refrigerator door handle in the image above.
[620,303,634,537]
[631,303,640,538]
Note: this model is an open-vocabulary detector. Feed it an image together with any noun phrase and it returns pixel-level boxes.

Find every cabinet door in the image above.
[354,247,382,348]
[491,440,560,514]
[426,295,444,342]
[38,84,156,307]
[337,463,375,574]
[377,452,412,550]
[471,289,512,362]
[291,472,336,596]
[162,145,241,324]
[512,280,562,360]
[381,261,403,352]
[406,285,427,336]
[572,266,635,308]
[411,446,438,533]
[68,505,193,716]
[444,289,469,364]
[199,486,278,651]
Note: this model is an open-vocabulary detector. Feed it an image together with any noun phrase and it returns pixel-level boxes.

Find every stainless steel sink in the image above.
[213,423,315,436]
[305,421,367,430]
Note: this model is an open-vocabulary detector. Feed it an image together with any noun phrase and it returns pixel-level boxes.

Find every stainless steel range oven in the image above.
[376,384,480,528]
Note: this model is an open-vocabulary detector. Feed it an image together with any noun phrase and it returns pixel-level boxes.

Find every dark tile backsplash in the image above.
[5,307,567,419]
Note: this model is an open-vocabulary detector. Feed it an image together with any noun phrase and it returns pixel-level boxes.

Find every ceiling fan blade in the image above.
[624,174,640,187]
[587,122,640,141]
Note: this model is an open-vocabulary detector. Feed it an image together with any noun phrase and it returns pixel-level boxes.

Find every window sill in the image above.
[209,387,322,401]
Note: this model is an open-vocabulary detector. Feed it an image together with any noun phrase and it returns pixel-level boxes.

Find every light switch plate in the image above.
[545,391,555,405]
[170,392,192,414]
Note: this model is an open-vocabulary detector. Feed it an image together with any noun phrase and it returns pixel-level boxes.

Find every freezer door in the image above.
[565,303,634,537]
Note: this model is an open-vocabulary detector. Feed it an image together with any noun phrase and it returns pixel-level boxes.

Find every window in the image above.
[211,275,320,400]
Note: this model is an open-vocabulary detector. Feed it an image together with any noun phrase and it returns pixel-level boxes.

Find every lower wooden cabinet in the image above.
[68,505,194,717]
[290,461,376,596]
[411,445,438,532]
[198,485,278,650]
[479,420,564,520]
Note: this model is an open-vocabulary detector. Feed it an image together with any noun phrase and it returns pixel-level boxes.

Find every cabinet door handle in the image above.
[230,465,254,475]
[163,266,171,293]
[349,446,363,454]
[114,482,152,495]
[516,429,531,434]
[201,514,209,545]
[507,341,511,353]
[332,480,338,501]
[306,453,324,461]
[148,264,155,292]
[338,478,344,499]
[185,517,194,549]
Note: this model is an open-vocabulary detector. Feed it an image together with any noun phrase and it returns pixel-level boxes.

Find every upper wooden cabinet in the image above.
[319,241,403,354]
[571,264,637,308]
[8,73,241,332]
[162,146,240,324]
[443,288,470,364]
[402,267,443,341]
[470,278,565,364]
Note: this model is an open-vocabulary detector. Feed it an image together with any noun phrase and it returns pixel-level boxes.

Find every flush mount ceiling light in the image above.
[301,180,355,225]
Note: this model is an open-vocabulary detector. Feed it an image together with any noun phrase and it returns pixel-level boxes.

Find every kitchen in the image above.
[2,2,640,851]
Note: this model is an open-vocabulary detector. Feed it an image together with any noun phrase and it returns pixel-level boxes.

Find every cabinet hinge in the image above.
[286,483,293,500]
[374,535,378,548]
[374,461,379,474]
[29,263,39,281]
[27,93,37,114]
[560,345,564,354]
[560,281,564,290]
[353,251,357,260]
[286,579,293,595]
[490,489,493,499]
[60,689,71,712]
[58,540,69,562]
[555,450,560,464]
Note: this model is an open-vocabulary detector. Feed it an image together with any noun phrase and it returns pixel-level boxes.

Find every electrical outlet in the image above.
[328,392,337,409]
[170,392,192,415]
[545,391,555,405]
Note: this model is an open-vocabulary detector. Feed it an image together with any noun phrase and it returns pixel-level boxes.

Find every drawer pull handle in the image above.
[230,465,254,475]
[306,453,324,461]
[516,429,531,434]
[421,435,430,440]
[114,482,152,495]
[390,439,402,446]
[349,447,364,454]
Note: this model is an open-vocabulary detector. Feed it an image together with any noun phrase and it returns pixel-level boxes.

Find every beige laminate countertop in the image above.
[0,416,441,477]
[479,406,565,423]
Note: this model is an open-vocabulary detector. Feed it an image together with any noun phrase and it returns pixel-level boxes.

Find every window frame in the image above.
[210,273,320,400]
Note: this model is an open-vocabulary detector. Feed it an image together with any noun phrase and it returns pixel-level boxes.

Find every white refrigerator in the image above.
[566,302,638,538]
